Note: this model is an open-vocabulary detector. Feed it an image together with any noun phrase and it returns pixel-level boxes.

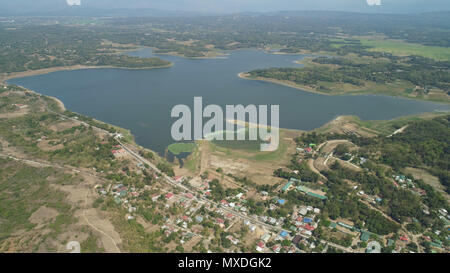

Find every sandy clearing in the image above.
[0,108,29,119]
[48,121,77,132]
[29,206,59,227]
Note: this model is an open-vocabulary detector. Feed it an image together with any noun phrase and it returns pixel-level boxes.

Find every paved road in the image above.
[40,98,354,253]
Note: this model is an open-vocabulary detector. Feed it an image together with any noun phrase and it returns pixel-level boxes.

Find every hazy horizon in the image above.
[0,0,449,16]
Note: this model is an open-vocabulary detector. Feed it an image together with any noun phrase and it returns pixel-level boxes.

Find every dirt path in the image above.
[198,141,210,174]
[307,158,328,181]
[0,152,122,253]
[388,125,408,137]
[82,189,121,253]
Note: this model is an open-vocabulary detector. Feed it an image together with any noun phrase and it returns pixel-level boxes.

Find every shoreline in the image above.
[7,84,167,162]
[155,50,229,60]
[237,72,333,96]
[0,63,173,83]
[237,72,450,104]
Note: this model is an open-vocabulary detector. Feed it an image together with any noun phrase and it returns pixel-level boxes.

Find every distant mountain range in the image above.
[0,6,213,17]
[0,0,449,17]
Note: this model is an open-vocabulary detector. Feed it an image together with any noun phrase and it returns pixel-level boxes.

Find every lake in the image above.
[8,49,450,155]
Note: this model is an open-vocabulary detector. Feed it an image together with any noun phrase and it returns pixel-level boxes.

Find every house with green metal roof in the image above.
[430,241,443,249]
[360,231,371,242]
[338,222,354,231]
[387,239,395,247]
[297,185,309,193]
[307,192,327,200]
[290,178,301,183]
[282,181,293,192]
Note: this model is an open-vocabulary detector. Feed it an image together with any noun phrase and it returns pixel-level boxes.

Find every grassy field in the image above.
[209,129,293,163]
[360,39,450,61]
[317,113,448,136]
[183,144,200,173]
[167,142,197,155]
[0,158,80,252]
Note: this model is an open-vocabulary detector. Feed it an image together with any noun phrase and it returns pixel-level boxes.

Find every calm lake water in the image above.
[8,49,450,155]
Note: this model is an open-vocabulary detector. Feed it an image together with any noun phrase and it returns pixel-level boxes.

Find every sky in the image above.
[0,0,449,14]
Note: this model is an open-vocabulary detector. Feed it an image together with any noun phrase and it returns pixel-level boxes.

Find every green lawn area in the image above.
[360,39,450,61]
[167,142,197,155]
[209,129,291,163]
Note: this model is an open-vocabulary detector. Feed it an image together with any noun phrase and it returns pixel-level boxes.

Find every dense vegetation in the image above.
[248,54,450,97]
[292,115,450,237]
[0,158,77,251]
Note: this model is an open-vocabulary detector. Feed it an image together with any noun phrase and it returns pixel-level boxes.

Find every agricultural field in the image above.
[360,39,450,61]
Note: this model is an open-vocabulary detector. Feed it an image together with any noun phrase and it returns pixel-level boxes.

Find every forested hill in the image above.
[382,116,450,192]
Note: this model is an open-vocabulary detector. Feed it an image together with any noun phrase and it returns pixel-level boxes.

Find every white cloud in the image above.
[366,0,381,6]
[66,0,81,6]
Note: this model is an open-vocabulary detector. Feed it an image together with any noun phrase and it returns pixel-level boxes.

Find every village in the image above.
[91,135,449,253]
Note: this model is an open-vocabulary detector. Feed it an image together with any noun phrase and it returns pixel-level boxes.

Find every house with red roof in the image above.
[272,245,281,253]
[185,193,194,199]
[174,176,184,183]
[400,235,409,242]
[165,192,174,199]
[304,224,315,231]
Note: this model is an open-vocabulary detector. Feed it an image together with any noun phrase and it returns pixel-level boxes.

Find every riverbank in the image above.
[238,72,450,104]
[154,50,229,60]
[0,63,173,84]
[238,72,333,96]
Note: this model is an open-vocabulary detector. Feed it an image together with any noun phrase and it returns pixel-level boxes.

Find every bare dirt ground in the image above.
[29,206,59,228]
[0,138,28,159]
[307,158,328,182]
[48,121,77,132]
[178,138,292,187]
[194,133,297,186]
[320,116,378,137]
[319,140,353,155]
[0,107,29,119]
[37,140,64,152]
[136,216,161,233]
[312,139,361,174]
[55,175,122,253]
[184,235,203,252]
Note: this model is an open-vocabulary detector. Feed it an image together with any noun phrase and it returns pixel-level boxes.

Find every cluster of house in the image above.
[259,215,284,227]
[327,220,377,245]
[162,190,196,209]
[280,179,327,200]
[215,206,241,229]
[95,183,142,220]
[111,145,127,158]
[102,183,140,207]
[296,143,316,154]
[288,206,320,236]
[355,187,383,205]
[219,192,249,214]
[162,222,198,245]
[198,179,213,197]
[255,231,305,253]
[392,174,426,196]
